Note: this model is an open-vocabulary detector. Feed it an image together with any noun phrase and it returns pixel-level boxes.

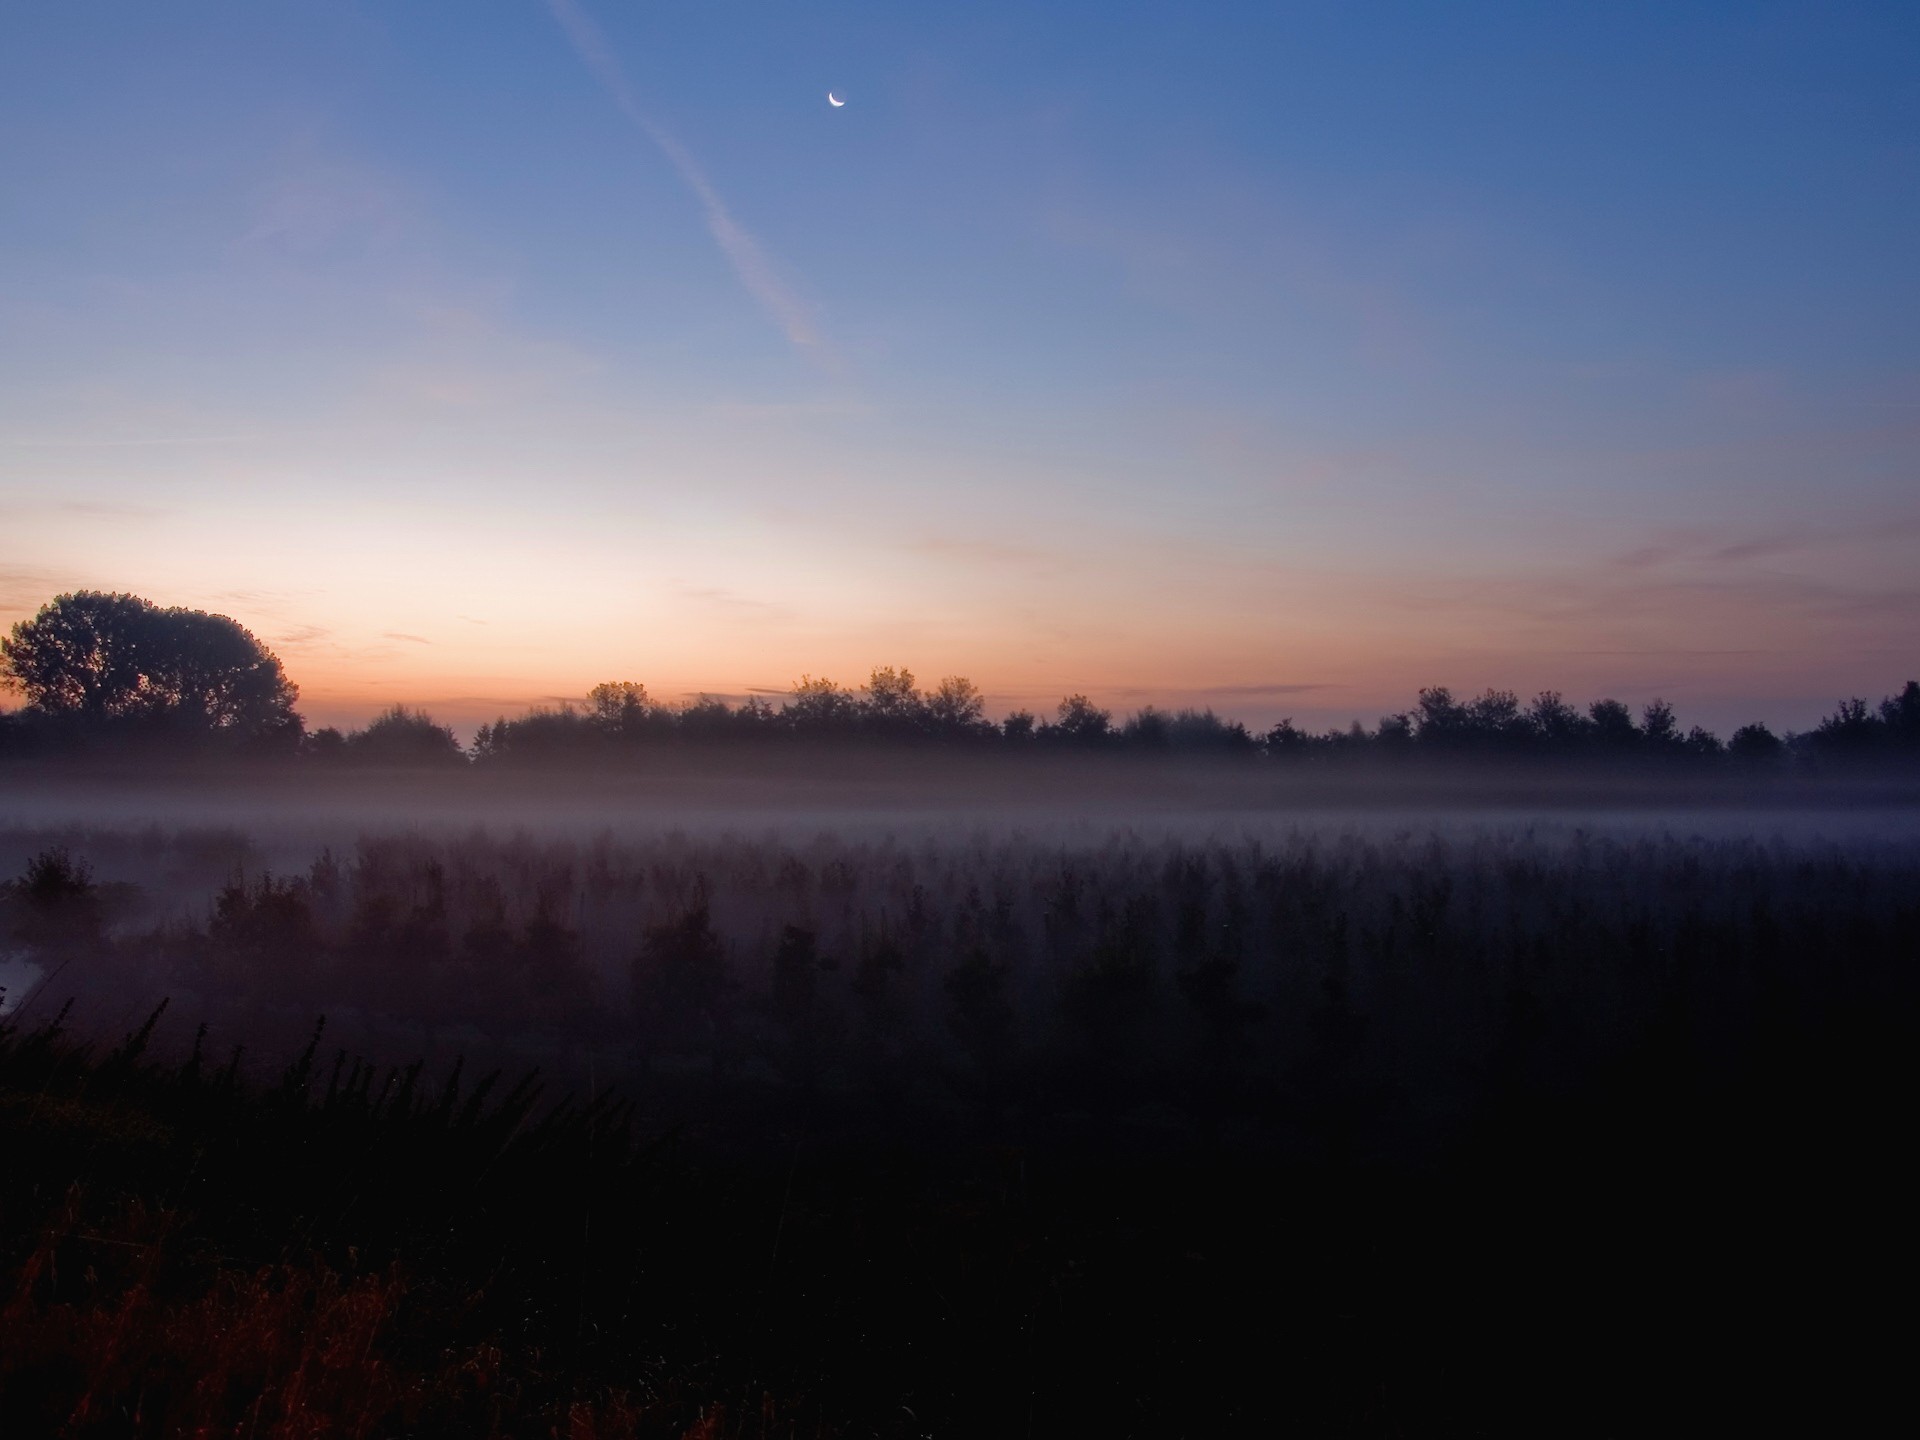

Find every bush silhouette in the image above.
[340,705,465,765]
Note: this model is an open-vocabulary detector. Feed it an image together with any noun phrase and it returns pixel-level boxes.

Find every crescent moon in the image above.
[827,92,845,107]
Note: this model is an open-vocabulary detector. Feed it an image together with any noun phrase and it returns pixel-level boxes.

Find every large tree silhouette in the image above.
[1,591,300,744]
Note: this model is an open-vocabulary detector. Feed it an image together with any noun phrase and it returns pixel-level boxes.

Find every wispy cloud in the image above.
[211,589,275,604]
[670,584,795,621]
[1039,179,1439,369]
[1105,682,1333,700]
[701,398,873,422]
[381,631,433,645]
[237,151,414,257]
[0,497,171,519]
[1,434,260,449]
[0,566,60,619]
[545,0,825,357]
[1371,563,1920,671]
[427,695,572,710]
[908,535,1062,569]
[1612,516,1920,572]
[56,500,170,519]
[1204,682,1338,697]
[369,303,603,409]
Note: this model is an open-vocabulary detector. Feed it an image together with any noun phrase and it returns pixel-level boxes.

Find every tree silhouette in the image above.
[7,584,1915,782]
[1727,723,1785,766]
[1527,691,1587,752]
[785,675,858,734]
[1413,687,1469,748]
[472,705,598,763]
[1121,706,1173,750]
[679,693,777,740]
[1048,694,1113,746]
[1263,717,1313,757]
[588,681,652,737]
[342,705,466,765]
[926,675,990,737]
[1810,696,1879,758]
[861,666,923,732]
[1881,681,1920,752]
[1464,689,1526,747]
[1683,725,1724,758]
[1640,699,1681,751]
[1,591,300,745]
[1586,698,1640,751]
[1375,711,1415,753]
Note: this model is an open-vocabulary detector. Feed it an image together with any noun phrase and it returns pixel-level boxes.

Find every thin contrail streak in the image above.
[545,0,822,354]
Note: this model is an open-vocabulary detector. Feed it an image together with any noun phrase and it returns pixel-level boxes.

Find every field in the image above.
[3,790,1916,1435]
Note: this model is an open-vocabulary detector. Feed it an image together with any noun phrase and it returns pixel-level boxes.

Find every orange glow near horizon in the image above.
[5,392,1916,743]
[261,571,1911,742]
[5,485,1916,742]
[5,4,1919,753]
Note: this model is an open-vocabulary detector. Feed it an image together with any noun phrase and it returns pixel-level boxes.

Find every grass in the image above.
[3,816,1916,1434]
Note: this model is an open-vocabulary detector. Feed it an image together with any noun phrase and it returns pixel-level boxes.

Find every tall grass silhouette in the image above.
[3,818,1915,1434]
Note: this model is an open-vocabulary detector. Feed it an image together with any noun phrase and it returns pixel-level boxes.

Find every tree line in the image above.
[3,590,1917,770]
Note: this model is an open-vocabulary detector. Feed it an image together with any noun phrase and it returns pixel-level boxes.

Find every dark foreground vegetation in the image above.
[3,820,1916,1435]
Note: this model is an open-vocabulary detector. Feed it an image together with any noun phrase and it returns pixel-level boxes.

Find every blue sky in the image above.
[2,1,1916,733]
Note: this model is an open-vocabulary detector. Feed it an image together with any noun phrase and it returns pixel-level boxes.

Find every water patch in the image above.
[0,951,44,1016]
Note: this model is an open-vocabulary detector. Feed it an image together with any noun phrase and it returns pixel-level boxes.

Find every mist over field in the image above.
[5,611,1917,1439]
[9,773,1917,1136]
[7,767,1917,1432]
[8,0,1920,1430]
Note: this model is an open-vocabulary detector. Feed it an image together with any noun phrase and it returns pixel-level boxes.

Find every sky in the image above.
[2,1,1917,737]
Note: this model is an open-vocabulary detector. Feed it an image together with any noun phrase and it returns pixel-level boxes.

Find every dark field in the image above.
[3,784,1916,1436]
